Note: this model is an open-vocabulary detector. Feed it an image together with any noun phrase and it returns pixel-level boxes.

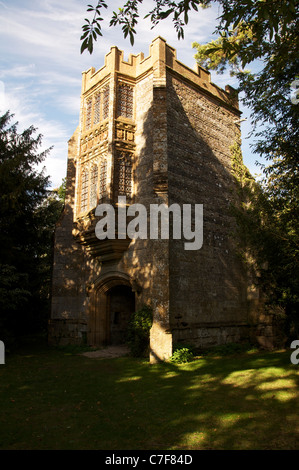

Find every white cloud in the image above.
[0,1,90,69]
[2,83,69,187]
[0,63,36,79]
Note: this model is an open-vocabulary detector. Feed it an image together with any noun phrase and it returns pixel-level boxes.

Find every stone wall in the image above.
[166,73,252,348]
[49,128,89,345]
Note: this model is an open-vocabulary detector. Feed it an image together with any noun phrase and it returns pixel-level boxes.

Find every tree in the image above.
[0,112,64,346]
[230,143,299,342]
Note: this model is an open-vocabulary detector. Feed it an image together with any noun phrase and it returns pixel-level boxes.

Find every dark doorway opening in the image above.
[107,285,135,345]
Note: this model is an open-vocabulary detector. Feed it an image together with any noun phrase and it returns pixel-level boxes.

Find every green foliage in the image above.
[0,265,31,313]
[230,142,254,189]
[55,177,66,204]
[80,0,210,52]
[170,346,194,363]
[229,142,299,337]
[170,343,196,363]
[0,111,64,345]
[80,0,108,54]
[126,304,153,357]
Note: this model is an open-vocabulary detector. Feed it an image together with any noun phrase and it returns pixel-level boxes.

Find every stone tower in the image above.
[49,37,265,362]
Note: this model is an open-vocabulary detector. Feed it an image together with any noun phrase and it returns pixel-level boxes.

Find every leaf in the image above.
[159,9,173,19]
[80,38,89,55]
[80,31,89,40]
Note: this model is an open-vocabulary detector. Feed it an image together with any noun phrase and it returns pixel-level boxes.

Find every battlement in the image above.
[81,37,238,110]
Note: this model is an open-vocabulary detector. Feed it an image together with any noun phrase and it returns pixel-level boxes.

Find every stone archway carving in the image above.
[87,271,135,346]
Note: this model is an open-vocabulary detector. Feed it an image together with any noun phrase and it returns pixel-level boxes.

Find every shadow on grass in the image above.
[0,344,298,450]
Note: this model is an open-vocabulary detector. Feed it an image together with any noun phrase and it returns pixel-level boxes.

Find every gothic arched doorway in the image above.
[87,273,136,347]
[107,285,135,345]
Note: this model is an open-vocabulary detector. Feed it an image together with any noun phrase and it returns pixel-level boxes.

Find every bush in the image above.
[126,305,153,357]
[170,347,194,364]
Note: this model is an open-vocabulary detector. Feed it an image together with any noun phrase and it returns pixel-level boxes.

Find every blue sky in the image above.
[0,0,261,189]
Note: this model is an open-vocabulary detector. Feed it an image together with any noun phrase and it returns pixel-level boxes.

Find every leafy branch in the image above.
[80,0,211,53]
[81,1,108,54]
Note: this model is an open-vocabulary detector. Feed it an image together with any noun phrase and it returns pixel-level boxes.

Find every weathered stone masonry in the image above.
[49,37,273,362]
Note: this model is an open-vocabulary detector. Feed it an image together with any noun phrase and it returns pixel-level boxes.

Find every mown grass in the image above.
[0,341,298,450]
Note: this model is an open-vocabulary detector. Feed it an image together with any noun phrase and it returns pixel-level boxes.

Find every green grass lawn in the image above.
[0,341,298,450]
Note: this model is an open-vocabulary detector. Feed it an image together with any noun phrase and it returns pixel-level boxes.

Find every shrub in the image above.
[126,305,153,357]
[170,347,194,364]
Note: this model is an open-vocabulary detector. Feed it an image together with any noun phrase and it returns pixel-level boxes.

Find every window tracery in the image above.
[99,159,107,199]
[117,83,133,119]
[93,93,101,125]
[85,98,92,130]
[102,85,110,120]
[80,168,89,213]
[89,163,98,209]
[84,84,109,131]
[115,151,133,198]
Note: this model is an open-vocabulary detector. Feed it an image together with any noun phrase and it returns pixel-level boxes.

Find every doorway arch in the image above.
[108,285,135,345]
[88,272,135,347]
